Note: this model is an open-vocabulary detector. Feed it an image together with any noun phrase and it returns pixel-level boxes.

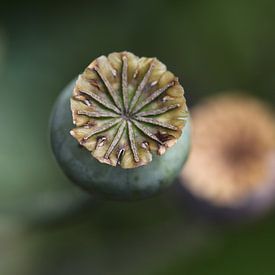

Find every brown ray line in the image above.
[132,120,163,145]
[127,121,140,162]
[122,55,129,112]
[134,116,178,130]
[104,120,126,159]
[135,103,180,116]
[94,65,122,110]
[75,118,122,142]
[128,59,155,113]
[132,80,176,114]
[77,110,119,118]
[80,90,120,114]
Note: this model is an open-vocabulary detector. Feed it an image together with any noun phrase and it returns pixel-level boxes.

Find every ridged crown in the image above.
[70,51,188,168]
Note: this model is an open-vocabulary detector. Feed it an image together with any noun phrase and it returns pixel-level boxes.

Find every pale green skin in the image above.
[51,80,191,200]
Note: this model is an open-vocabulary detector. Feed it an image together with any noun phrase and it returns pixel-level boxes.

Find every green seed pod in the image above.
[50,51,190,200]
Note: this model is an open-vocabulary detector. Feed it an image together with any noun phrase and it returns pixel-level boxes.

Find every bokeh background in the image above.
[0,0,275,274]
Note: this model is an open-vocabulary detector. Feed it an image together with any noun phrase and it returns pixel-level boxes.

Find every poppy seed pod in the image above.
[50,52,190,200]
[179,94,275,220]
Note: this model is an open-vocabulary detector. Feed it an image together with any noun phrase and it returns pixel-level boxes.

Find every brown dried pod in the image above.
[70,52,188,168]
[178,93,275,220]
[50,51,190,200]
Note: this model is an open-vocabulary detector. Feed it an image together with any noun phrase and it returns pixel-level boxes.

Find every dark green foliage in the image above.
[0,0,275,274]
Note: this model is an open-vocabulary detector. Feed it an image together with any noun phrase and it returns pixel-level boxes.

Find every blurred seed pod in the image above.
[177,93,275,221]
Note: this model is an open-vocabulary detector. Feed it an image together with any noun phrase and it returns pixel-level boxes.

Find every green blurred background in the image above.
[0,0,275,274]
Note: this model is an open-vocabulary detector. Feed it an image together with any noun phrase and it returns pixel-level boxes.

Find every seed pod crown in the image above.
[70,51,188,168]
